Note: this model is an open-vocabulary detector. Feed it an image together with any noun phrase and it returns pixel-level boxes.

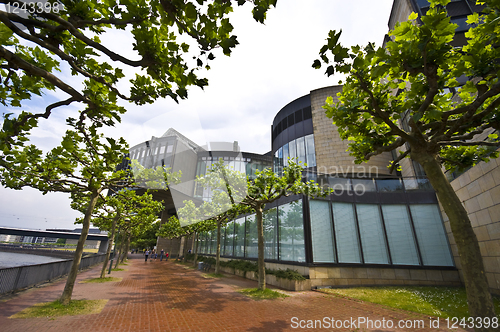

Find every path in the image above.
[0,255,463,331]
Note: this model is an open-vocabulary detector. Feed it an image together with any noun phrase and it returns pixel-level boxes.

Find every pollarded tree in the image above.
[187,159,249,273]
[158,213,214,261]
[313,0,499,322]
[84,189,164,277]
[241,161,327,290]
[0,119,131,304]
[0,0,277,147]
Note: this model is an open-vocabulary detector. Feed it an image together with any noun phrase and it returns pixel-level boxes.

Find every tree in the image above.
[158,213,205,260]
[0,119,131,304]
[313,0,499,323]
[0,0,277,147]
[187,159,248,273]
[87,189,164,278]
[241,161,326,290]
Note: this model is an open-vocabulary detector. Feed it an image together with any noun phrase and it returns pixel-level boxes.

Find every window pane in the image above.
[356,204,389,264]
[224,221,234,256]
[305,134,316,167]
[381,205,420,265]
[309,200,336,263]
[376,179,404,192]
[403,178,433,191]
[210,230,217,255]
[289,140,297,161]
[332,202,361,263]
[220,225,226,255]
[296,137,306,164]
[245,214,258,258]
[279,200,305,262]
[234,217,245,257]
[283,143,289,167]
[329,177,351,193]
[199,233,206,254]
[352,179,376,192]
[264,208,278,260]
[410,204,454,266]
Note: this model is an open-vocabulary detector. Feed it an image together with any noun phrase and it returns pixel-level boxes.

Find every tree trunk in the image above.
[121,232,131,263]
[100,214,119,278]
[59,190,100,305]
[182,234,190,262]
[114,229,125,268]
[193,232,199,268]
[256,204,265,291]
[215,221,221,274]
[178,236,183,260]
[415,152,496,324]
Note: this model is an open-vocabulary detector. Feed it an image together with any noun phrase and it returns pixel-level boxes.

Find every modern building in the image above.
[196,87,459,289]
[128,0,499,294]
[127,128,272,256]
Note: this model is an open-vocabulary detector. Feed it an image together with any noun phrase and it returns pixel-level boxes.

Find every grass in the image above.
[319,286,500,319]
[110,268,125,272]
[203,273,225,278]
[10,299,108,319]
[238,288,289,300]
[81,277,122,283]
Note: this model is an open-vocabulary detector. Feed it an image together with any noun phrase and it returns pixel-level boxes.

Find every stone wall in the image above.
[442,157,500,295]
[212,257,460,290]
[309,266,460,288]
[388,0,414,31]
[310,85,394,177]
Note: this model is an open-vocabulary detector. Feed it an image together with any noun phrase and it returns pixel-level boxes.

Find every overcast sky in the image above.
[0,0,395,230]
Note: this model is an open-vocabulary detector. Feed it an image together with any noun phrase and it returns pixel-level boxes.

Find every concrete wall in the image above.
[388,0,414,31]
[213,257,460,289]
[310,85,394,177]
[66,239,100,250]
[309,266,460,288]
[442,157,500,295]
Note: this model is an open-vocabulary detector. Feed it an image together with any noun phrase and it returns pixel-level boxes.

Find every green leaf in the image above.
[408,12,418,21]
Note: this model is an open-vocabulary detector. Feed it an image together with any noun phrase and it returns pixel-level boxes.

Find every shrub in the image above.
[185,253,196,261]
[271,269,306,281]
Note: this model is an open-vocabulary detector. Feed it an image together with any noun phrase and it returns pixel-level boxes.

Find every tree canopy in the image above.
[0,0,277,147]
[313,0,499,173]
[313,0,499,323]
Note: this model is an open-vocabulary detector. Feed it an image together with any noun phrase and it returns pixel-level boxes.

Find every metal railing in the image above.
[0,253,106,294]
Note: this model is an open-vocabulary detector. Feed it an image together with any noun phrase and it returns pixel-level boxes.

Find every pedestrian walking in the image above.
[145,249,149,262]
[166,252,169,261]
[160,249,164,261]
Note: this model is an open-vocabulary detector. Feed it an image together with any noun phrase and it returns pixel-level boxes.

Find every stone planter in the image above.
[223,267,310,291]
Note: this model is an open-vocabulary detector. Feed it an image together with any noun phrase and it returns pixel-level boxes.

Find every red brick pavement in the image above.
[0,255,464,331]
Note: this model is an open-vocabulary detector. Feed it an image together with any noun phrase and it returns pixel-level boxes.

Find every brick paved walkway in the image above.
[0,255,464,331]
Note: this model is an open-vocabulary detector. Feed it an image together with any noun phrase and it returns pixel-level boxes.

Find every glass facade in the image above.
[274,134,316,173]
[197,197,454,268]
[308,200,453,267]
[279,201,305,262]
[197,199,306,263]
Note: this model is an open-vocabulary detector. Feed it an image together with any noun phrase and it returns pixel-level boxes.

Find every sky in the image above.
[0,0,395,230]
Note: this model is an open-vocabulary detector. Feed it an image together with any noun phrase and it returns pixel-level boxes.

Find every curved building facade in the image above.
[272,86,396,178]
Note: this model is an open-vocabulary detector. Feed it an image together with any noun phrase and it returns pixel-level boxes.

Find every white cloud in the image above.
[0,0,395,230]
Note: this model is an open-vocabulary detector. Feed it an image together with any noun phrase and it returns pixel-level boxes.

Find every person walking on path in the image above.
[160,249,164,261]
[145,249,150,262]
[166,252,169,261]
